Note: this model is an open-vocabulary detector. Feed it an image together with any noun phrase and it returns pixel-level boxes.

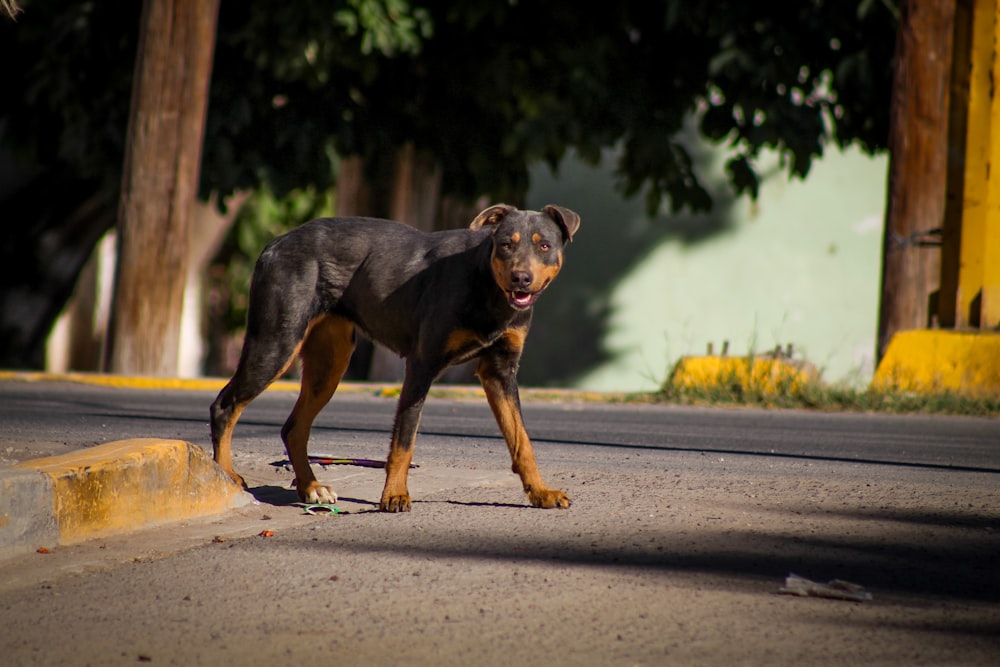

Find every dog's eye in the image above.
[500,241,514,252]
[539,242,551,252]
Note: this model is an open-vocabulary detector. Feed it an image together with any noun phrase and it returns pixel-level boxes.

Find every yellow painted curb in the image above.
[15,439,250,545]
[0,370,615,402]
[873,330,1000,396]
[669,356,816,395]
[0,370,301,393]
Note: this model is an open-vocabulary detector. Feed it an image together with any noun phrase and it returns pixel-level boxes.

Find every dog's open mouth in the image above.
[510,290,539,309]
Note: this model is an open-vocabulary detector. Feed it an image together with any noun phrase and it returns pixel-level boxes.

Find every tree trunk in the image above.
[876,0,956,361]
[107,0,219,375]
[334,145,449,381]
[389,142,442,231]
[178,192,247,377]
[369,143,442,380]
[334,155,373,218]
[46,231,117,373]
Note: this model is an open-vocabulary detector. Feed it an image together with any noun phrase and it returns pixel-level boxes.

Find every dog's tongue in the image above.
[512,291,534,308]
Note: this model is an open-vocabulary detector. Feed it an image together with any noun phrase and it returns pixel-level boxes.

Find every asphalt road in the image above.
[2,379,998,471]
[0,379,998,666]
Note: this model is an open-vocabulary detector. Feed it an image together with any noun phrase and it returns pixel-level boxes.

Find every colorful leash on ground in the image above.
[281,456,418,515]
[292,502,341,515]
[307,455,419,469]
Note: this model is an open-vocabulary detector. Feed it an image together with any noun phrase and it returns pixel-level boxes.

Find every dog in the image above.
[210,204,580,511]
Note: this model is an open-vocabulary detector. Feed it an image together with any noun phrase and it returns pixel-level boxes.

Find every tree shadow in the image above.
[285,504,1000,605]
[522,142,736,387]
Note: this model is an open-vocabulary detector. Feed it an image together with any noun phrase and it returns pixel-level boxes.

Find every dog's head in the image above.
[470,204,580,311]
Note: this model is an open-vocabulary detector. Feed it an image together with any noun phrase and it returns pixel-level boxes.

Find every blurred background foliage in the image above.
[2,0,895,211]
[0,0,897,372]
[208,188,334,333]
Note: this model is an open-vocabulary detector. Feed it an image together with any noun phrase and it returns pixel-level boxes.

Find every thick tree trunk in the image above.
[389,142,442,231]
[107,0,219,375]
[334,156,373,218]
[334,146,449,381]
[876,0,955,361]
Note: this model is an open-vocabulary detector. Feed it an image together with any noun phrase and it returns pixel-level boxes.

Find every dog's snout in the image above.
[511,270,533,289]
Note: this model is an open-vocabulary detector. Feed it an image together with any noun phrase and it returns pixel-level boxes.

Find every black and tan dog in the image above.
[210,204,580,512]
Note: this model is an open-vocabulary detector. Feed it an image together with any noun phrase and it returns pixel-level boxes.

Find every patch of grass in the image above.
[655,368,1000,417]
[345,358,1000,417]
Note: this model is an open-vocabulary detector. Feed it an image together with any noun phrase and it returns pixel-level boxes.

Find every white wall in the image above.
[526,143,888,392]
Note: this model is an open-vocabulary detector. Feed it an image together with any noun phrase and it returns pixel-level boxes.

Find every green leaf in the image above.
[726,155,760,199]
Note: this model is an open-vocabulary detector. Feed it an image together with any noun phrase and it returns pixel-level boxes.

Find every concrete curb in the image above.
[0,466,58,560]
[1,439,250,560]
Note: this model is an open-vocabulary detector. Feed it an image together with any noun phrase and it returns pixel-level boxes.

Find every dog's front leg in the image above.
[379,360,434,512]
[477,336,571,509]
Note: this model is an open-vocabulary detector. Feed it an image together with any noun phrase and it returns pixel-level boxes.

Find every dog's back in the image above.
[253,217,497,357]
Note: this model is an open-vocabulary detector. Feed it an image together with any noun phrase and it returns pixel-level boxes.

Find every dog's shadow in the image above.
[248,486,528,512]
[247,485,378,509]
[442,500,528,510]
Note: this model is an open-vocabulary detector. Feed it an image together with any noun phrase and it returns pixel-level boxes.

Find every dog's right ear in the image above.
[469,204,515,231]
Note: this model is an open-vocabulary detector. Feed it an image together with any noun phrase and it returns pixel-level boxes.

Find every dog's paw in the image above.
[528,487,571,509]
[299,481,338,504]
[222,468,247,489]
[379,493,412,513]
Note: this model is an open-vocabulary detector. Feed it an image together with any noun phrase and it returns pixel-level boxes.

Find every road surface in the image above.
[0,379,998,666]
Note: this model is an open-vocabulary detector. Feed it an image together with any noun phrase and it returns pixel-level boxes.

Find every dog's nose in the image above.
[511,270,533,289]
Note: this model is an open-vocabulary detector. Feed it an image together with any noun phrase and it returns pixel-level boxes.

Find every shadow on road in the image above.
[275,503,1000,608]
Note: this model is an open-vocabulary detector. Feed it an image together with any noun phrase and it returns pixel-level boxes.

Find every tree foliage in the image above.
[0,0,897,368]
[205,1,895,213]
[2,1,896,213]
[0,0,430,368]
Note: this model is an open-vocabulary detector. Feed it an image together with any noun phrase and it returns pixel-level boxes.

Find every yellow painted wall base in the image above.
[669,356,817,396]
[873,330,1000,396]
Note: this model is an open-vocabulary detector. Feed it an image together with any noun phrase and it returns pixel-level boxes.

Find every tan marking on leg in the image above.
[283,315,355,503]
[380,440,415,512]
[214,402,247,487]
[477,356,570,509]
[213,312,320,488]
[379,364,433,512]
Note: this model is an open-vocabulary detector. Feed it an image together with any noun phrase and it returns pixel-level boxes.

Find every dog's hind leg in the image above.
[210,380,248,487]
[281,315,356,503]
[210,314,306,487]
[209,338,297,486]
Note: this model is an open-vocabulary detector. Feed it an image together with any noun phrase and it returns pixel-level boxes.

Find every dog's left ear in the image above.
[543,205,581,243]
[469,204,515,231]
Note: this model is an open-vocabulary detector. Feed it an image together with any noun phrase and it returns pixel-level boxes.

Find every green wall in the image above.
[523,143,889,391]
